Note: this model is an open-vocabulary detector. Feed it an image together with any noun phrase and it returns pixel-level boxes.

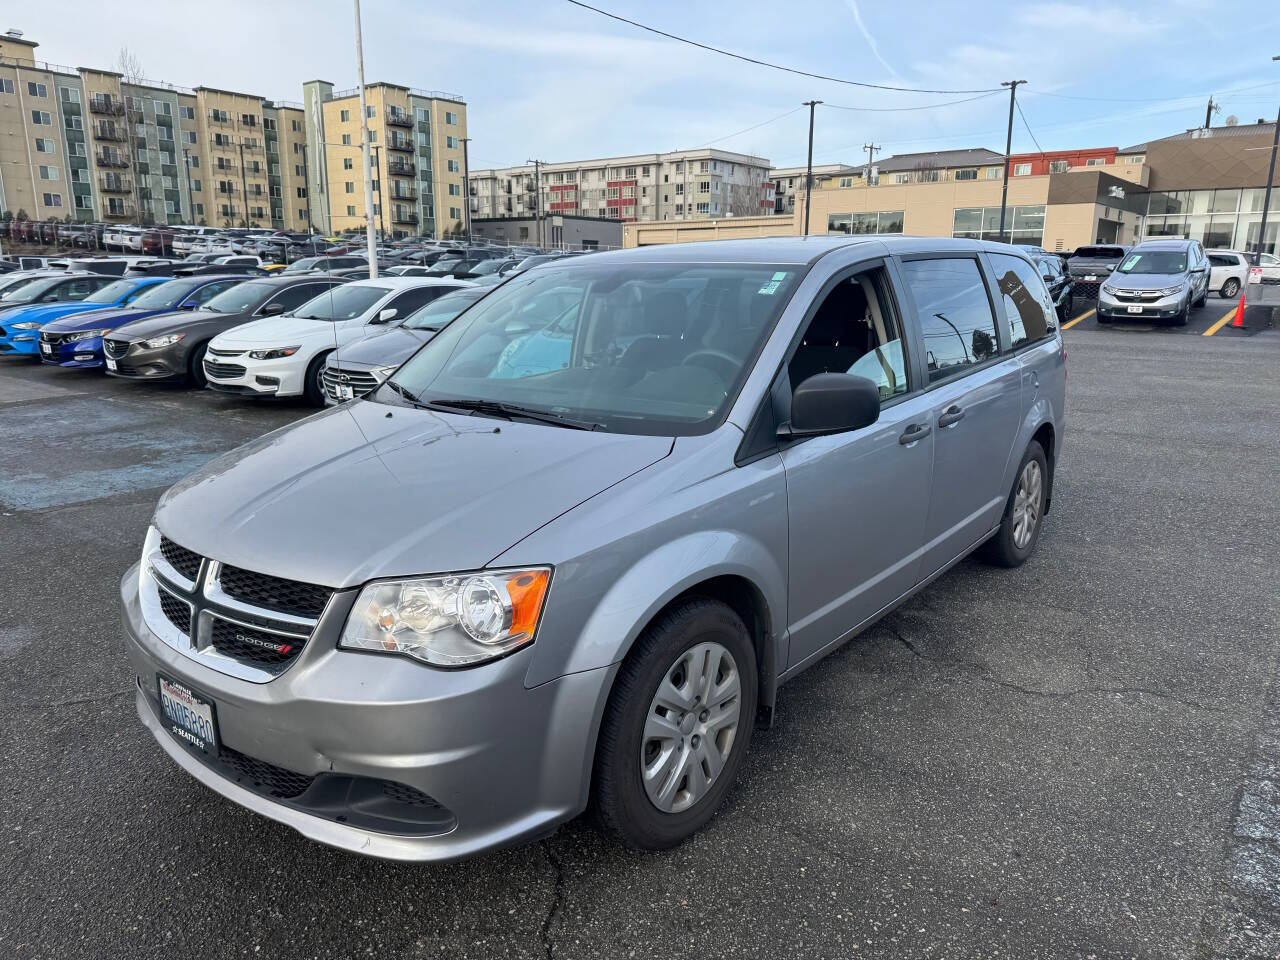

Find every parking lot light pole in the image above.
[181,148,196,224]
[461,137,471,245]
[1254,55,1280,267]
[998,79,1026,243]
[802,100,822,236]
[238,141,250,228]
[300,143,313,235]
[353,0,378,278]
[527,158,542,248]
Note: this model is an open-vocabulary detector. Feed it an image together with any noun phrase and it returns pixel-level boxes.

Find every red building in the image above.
[1007,146,1118,176]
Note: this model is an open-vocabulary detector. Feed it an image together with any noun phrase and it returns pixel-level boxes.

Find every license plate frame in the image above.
[337,384,354,401]
[105,357,117,371]
[1085,274,1098,281]
[157,673,219,756]
[1126,304,1143,314]
[39,343,53,356]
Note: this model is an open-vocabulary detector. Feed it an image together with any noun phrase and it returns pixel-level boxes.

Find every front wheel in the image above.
[303,352,329,406]
[593,598,757,850]
[1221,277,1240,300]
[981,440,1048,568]
[1173,299,1190,326]
[188,341,210,387]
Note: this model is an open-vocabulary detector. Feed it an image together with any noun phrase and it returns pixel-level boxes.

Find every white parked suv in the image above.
[203,277,463,405]
[1206,250,1249,299]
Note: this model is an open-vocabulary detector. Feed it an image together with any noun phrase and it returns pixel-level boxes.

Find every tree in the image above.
[117,46,149,227]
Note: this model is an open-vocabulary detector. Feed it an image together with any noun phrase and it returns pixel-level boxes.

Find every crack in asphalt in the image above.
[539,837,566,960]
[46,689,133,709]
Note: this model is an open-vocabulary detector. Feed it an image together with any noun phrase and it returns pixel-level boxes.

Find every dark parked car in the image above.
[1065,244,1129,298]
[103,274,346,385]
[1033,254,1074,322]
[284,254,368,274]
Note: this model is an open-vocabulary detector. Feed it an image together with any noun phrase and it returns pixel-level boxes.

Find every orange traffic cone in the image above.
[1231,292,1246,328]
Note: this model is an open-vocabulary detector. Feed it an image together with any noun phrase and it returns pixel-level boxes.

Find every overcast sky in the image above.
[15,0,1280,169]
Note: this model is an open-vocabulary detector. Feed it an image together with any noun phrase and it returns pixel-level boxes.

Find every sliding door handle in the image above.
[899,423,932,445]
[937,405,965,428]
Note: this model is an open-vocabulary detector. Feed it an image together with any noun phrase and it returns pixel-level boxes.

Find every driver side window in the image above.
[787,266,909,401]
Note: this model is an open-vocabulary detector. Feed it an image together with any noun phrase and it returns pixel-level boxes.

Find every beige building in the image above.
[769,163,861,215]
[1,30,465,238]
[302,80,466,238]
[470,149,774,226]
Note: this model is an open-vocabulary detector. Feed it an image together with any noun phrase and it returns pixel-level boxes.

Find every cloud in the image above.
[843,0,900,80]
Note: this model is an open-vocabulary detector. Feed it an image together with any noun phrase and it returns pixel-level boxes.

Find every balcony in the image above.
[103,202,136,219]
[95,151,130,169]
[387,161,416,177]
[392,210,419,225]
[99,176,133,194]
[88,96,124,116]
[386,137,413,153]
[385,111,413,128]
[389,187,417,201]
[93,123,126,142]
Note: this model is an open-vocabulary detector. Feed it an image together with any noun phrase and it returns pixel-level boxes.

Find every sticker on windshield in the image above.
[757,272,788,295]
[1120,255,1141,271]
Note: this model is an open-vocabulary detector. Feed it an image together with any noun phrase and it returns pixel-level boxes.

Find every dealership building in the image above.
[625,121,1280,255]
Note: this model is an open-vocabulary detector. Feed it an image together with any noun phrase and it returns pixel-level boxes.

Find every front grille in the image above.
[382,780,446,810]
[1112,289,1164,303]
[322,366,380,402]
[208,617,304,668]
[218,745,315,799]
[206,347,246,358]
[219,565,332,619]
[1072,279,1102,299]
[103,338,131,359]
[160,536,201,581]
[203,360,246,379]
[40,332,66,347]
[158,588,191,635]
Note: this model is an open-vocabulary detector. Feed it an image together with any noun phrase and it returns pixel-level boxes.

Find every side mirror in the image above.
[781,373,881,437]
[376,308,398,324]
[260,302,285,316]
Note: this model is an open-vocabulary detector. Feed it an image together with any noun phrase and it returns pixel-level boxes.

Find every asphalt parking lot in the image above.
[2,320,1280,959]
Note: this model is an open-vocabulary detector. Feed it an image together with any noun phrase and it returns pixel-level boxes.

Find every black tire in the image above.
[303,352,329,406]
[593,598,758,851]
[980,440,1048,568]
[1195,285,1207,308]
[188,341,210,388]
[1221,277,1240,300]
[1173,299,1190,326]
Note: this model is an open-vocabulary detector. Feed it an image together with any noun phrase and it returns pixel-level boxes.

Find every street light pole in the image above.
[353,0,378,278]
[372,144,386,242]
[1253,55,1280,267]
[998,80,1026,243]
[461,137,471,245]
[802,99,822,236]
[527,158,542,248]
[238,140,250,228]
[300,143,313,235]
[182,148,196,224]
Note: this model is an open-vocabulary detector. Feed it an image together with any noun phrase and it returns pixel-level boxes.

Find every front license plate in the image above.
[1126,305,1143,314]
[337,384,354,401]
[1085,274,1098,281]
[105,357,117,371]
[40,343,52,356]
[158,674,218,755]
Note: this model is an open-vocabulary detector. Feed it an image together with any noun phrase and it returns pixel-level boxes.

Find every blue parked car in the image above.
[0,273,119,332]
[38,274,251,369]
[0,275,168,358]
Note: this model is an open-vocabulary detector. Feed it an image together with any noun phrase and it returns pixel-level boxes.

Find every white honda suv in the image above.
[203,277,465,405]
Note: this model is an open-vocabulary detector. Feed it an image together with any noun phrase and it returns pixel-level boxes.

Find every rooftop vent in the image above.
[4,28,24,38]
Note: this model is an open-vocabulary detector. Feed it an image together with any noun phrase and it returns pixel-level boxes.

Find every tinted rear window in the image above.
[1071,246,1125,260]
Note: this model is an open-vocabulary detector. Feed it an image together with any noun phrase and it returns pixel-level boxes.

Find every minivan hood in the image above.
[153,401,674,588]
[332,327,434,368]
[1108,273,1184,290]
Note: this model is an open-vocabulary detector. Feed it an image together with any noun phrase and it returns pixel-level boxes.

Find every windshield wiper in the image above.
[425,398,604,431]
[381,380,428,408]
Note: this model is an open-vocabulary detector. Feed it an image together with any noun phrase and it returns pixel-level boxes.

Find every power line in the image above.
[1029,79,1280,104]
[1015,101,1047,159]
[702,105,806,147]
[562,0,1002,95]
[823,91,1001,112]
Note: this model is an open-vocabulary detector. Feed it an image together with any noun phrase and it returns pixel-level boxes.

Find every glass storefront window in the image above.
[1147,216,1186,237]
[1210,188,1240,213]
[850,212,879,234]
[1187,190,1212,215]
[827,213,851,235]
[1205,215,1235,250]
[953,207,982,238]
[877,210,904,234]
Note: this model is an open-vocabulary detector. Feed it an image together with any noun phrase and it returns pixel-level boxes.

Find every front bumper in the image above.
[204,352,308,397]
[104,341,187,381]
[1097,288,1186,320]
[120,564,613,861]
[39,335,106,367]
[0,330,41,356]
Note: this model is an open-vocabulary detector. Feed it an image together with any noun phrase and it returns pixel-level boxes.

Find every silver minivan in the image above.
[122,237,1066,861]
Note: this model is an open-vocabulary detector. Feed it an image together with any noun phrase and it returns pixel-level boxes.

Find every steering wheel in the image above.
[681,349,739,383]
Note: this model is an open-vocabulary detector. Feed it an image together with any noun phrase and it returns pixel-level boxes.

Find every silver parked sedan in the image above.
[121,236,1066,861]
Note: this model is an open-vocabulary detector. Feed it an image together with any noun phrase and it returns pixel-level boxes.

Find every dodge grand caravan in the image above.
[122,237,1065,861]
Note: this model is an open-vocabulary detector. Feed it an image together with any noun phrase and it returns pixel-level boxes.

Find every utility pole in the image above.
[527,158,542,248]
[182,148,196,224]
[802,100,822,236]
[300,143,313,235]
[372,144,385,242]
[1205,96,1217,129]
[353,0,378,278]
[998,79,1026,244]
[461,137,472,244]
[1255,56,1280,267]
[238,140,250,227]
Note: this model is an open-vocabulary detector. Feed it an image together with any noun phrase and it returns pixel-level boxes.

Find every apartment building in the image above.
[302,80,466,238]
[769,163,861,215]
[470,149,773,225]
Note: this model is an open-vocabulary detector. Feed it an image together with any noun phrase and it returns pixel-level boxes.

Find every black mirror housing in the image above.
[783,373,881,437]
[260,302,285,316]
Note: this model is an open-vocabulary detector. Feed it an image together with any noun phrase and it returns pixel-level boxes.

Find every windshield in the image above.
[292,284,389,321]
[402,289,487,330]
[385,261,801,436]
[1117,251,1187,275]
[284,257,320,272]
[203,280,274,314]
[0,277,61,303]
[470,260,503,275]
[83,279,138,304]
[129,279,204,309]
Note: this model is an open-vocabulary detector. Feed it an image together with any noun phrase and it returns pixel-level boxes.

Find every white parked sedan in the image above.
[203,277,470,404]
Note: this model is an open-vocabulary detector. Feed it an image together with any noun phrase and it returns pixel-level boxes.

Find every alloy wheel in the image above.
[640,641,742,814]
[1223,278,1240,299]
[1012,460,1042,549]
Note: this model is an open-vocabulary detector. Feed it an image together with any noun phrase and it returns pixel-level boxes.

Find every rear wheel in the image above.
[1221,277,1240,300]
[303,352,329,406]
[981,440,1048,568]
[593,598,757,850]
[188,341,210,387]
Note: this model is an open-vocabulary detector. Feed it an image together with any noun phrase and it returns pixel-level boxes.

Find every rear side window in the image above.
[899,258,1001,383]
[384,286,454,318]
[1208,254,1239,267]
[990,253,1058,348]
[187,280,240,305]
[265,283,332,314]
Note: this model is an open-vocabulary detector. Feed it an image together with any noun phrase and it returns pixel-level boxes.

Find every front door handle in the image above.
[899,423,932,445]
[937,405,965,428]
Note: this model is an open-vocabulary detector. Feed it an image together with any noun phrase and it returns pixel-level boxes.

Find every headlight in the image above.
[248,345,300,360]
[11,321,41,330]
[141,333,184,349]
[63,328,108,343]
[1100,283,1116,295]
[340,567,551,667]
[373,364,398,380]
[1156,284,1184,297]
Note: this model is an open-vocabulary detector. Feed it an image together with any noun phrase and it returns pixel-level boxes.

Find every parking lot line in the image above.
[1062,307,1095,330]
[1203,305,1241,337]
